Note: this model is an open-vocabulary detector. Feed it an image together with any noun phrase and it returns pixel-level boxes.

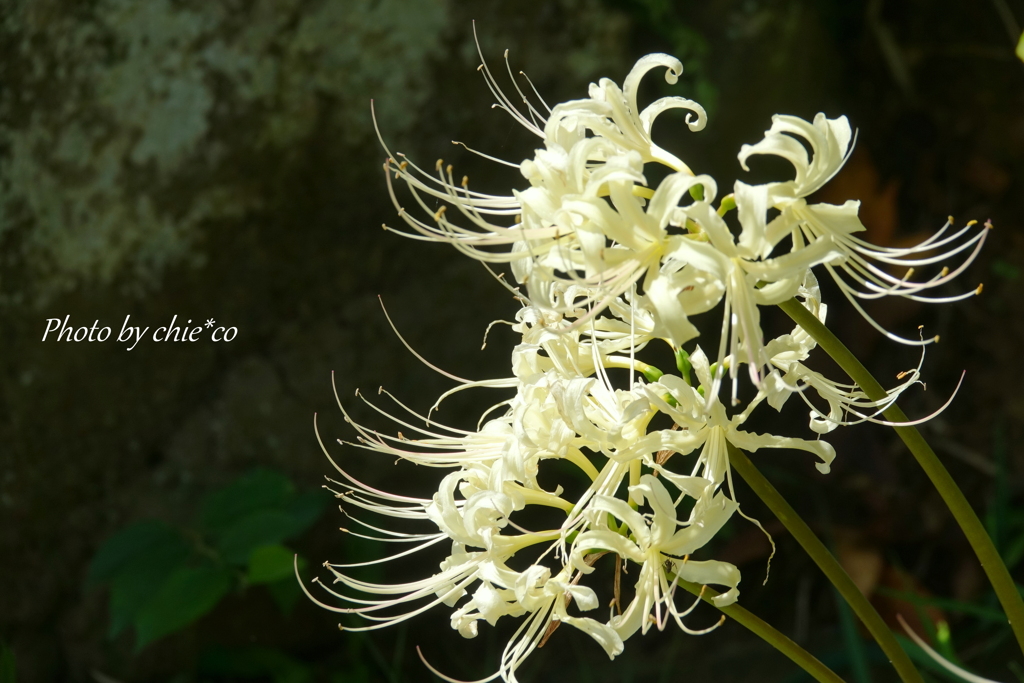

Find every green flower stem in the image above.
[777,297,1024,654]
[728,444,923,683]
[674,576,845,683]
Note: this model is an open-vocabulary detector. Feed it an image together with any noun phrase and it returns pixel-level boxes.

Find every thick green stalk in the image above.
[674,576,845,683]
[728,444,923,683]
[777,297,1024,654]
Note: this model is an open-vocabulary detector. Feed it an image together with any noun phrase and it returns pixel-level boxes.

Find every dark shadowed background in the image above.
[3,1,1024,681]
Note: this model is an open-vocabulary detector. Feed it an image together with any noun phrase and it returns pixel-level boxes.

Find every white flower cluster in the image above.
[310,49,987,682]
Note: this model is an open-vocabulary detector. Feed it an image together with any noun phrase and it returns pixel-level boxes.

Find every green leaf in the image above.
[247,544,295,585]
[134,564,233,648]
[0,642,15,683]
[215,491,326,565]
[833,587,871,683]
[200,469,293,534]
[876,586,1006,624]
[284,490,328,533]
[106,529,191,637]
[1005,532,1024,569]
[266,575,304,615]
[87,520,179,587]
[215,510,305,564]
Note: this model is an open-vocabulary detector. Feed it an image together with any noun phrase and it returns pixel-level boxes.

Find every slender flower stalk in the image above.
[675,578,845,683]
[778,297,1024,655]
[727,444,924,683]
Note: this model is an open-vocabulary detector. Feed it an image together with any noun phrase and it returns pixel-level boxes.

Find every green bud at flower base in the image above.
[717,193,737,216]
[641,364,664,383]
[675,346,693,385]
[688,183,705,201]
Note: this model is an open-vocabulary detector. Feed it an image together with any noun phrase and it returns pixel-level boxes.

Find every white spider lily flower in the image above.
[444,561,618,654]
[377,51,717,329]
[418,563,623,683]
[737,113,990,346]
[669,198,844,389]
[546,53,706,174]
[542,380,643,482]
[572,475,740,642]
[764,312,927,435]
[760,277,951,435]
[642,346,836,485]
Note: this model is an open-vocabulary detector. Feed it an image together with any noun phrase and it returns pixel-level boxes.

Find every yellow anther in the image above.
[434,206,447,220]
[934,335,941,343]
[985,219,995,230]
[976,283,984,295]
[435,159,443,171]
[966,219,978,227]
[446,164,453,176]
[948,215,955,225]
[904,267,915,279]
[940,266,949,277]
[399,160,408,171]
[462,175,469,187]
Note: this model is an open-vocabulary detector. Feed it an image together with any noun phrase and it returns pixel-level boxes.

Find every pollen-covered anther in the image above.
[446,164,453,176]
[462,176,469,188]
[940,267,949,277]
[976,283,984,295]
[434,206,447,221]
[435,159,443,171]
[985,219,994,229]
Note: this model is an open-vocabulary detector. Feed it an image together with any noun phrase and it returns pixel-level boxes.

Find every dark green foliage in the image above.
[134,564,233,648]
[200,469,296,534]
[0,643,15,683]
[86,468,327,650]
